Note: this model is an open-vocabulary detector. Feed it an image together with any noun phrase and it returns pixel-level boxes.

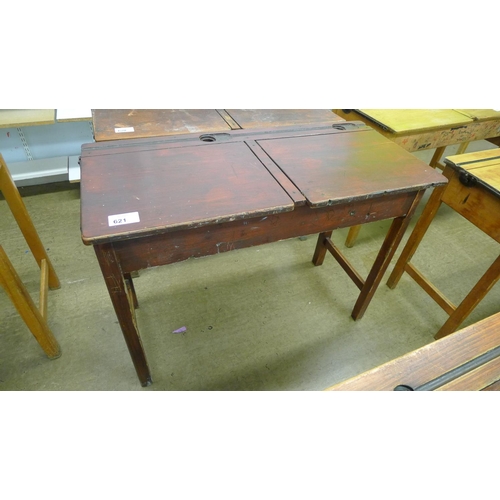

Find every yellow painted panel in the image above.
[469,164,500,192]
[357,109,473,134]
[454,109,500,121]
[0,109,55,128]
[447,149,500,165]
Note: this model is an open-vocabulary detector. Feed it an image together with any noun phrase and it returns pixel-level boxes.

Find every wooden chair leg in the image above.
[0,246,61,359]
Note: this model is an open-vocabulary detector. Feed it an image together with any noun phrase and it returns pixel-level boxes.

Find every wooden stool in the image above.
[0,154,61,358]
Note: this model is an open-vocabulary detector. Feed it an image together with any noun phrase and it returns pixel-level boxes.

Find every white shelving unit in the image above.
[0,109,93,186]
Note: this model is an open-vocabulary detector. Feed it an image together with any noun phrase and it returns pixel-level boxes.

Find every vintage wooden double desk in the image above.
[333,109,500,247]
[91,109,345,141]
[80,121,446,386]
[327,312,500,391]
[387,148,500,339]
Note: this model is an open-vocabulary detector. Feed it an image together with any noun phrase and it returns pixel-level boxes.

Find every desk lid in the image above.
[259,128,445,207]
[80,139,295,243]
[92,109,232,141]
[445,149,500,196]
[224,109,344,129]
[454,109,500,121]
[356,109,473,134]
[81,123,447,244]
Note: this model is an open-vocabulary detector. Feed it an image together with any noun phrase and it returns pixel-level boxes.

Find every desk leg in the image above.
[429,146,446,169]
[351,191,425,320]
[434,254,500,339]
[312,231,333,266]
[387,184,446,289]
[344,225,361,248]
[94,243,152,387]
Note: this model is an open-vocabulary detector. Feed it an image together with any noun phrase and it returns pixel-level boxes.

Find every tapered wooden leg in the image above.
[94,243,152,387]
[0,246,61,358]
[387,184,447,289]
[434,255,500,339]
[312,231,333,266]
[344,225,362,248]
[352,191,425,320]
[429,146,446,169]
[456,142,470,155]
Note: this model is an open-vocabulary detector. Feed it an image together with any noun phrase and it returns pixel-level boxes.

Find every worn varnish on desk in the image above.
[81,123,444,245]
[80,122,447,386]
[91,109,342,141]
[223,109,344,129]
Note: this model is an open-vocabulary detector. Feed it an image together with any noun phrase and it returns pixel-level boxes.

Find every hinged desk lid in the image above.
[356,109,473,134]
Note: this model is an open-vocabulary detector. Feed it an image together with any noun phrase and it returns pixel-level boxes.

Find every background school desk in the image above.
[91,109,344,141]
[387,149,500,339]
[333,109,500,247]
[80,122,445,386]
[75,109,344,183]
[327,312,500,391]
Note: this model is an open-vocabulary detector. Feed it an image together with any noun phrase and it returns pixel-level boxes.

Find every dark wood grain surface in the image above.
[81,141,295,243]
[92,109,343,142]
[258,129,445,207]
[81,124,446,244]
[224,109,343,129]
[92,109,232,141]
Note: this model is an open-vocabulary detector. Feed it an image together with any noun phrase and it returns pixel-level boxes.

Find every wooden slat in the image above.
[0,247,60,359]
[446,148,500,165]
[436,356,500,391]
[405,262,456,315]
[461,158,500,171]
[467,164,500,192]
[326,312,500,391]
[0,155,60,289]
[39,258,48,319]
[324,237,364,290]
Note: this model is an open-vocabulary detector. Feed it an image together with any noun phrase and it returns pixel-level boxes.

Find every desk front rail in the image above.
[111,192,417,273]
